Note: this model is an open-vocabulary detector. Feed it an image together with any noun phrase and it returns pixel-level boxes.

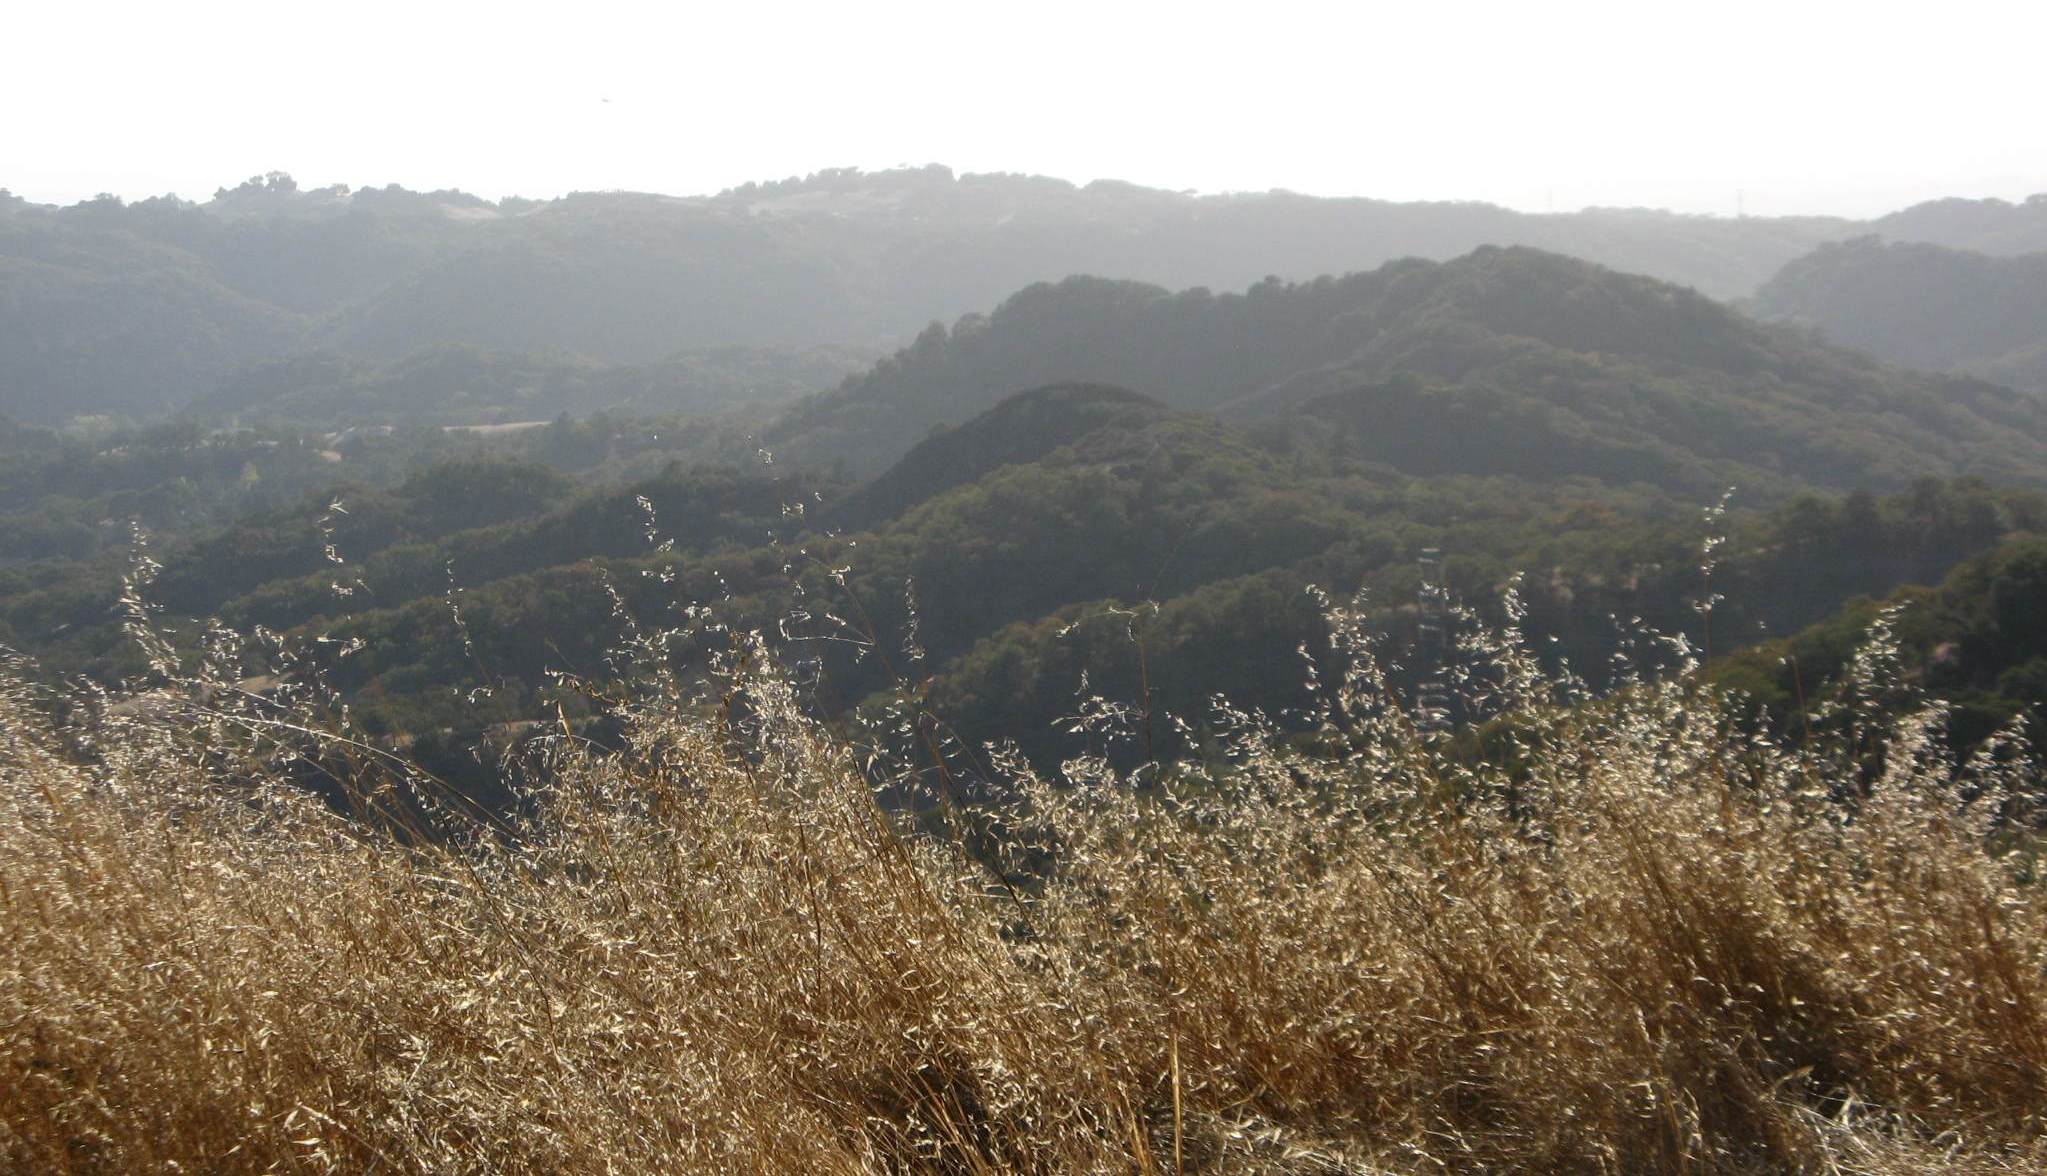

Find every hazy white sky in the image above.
[8,0,2043,218]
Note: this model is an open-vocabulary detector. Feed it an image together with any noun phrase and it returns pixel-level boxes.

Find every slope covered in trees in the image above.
[1716,530,2047,748]
[773,248,2047,491]
[0,415,484,565]
[1751,237,2047,392]
[0,212,306,420]
[10,375,2038,774]
[829,383,1172,529]
[6,238,2045,775]
[1871,192,2047,256]
[191,341,875,428]
[0,168,1861,424]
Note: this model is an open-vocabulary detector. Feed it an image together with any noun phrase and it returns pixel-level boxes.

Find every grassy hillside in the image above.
[4,579,2044,1171]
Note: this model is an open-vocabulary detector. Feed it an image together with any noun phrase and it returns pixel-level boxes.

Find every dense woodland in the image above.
[0,165,1980,425]
[1754,235,2047,392]
[3,238,2046,787]
[774,247,2047,484]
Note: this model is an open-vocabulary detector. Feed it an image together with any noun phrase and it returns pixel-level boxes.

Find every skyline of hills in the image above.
[5,166,2047,767]
[9,234,2047,760]
[11,164,2026,427]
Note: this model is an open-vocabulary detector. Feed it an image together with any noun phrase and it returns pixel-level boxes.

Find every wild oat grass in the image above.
[3,591,2045,1173]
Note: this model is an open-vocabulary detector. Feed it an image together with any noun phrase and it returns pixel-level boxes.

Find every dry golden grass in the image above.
[3,608,2046,1173]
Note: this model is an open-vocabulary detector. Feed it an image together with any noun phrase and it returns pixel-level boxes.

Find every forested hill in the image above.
[0,167,1858,424]
[1871,193,2047,256]
[190,342,877,428]
[9,389,2037,770]
[770,247,2047,492]
[1751,237,2047,393]
[831,384,1172,529]
[1716,532,2047,749]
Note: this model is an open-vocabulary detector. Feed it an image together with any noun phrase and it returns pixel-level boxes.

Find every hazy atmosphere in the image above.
[12,0,2047,216]
[11,3,2047,1172]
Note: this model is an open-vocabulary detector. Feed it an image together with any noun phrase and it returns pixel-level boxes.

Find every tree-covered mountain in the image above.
[1751,237,2047,393]
[0,210,306,421]
[829,383,1172,529]
[0,167,1864,425]
[10,375,2038,771]
[772,247,2047,492]
[1871,193,2047,256]
[191,341,875,428]
[8,228,2047,776]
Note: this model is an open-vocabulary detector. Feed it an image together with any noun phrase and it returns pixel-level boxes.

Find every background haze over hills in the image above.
[8,166,2047,426]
